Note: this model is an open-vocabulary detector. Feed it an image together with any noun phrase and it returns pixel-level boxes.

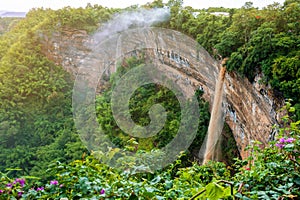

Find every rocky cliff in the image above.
[41,27,283,159]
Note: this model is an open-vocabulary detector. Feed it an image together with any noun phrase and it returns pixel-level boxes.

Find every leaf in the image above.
[235,193,252,200]
[164,180,173,189]
[22,176,41,180]
[156,195,165,200]
[5,168,22,171]
[145,186,156,193]
[205,182,225,200]
[289,107,296,113]
[257,191,270,200]
[222,186,232,197]
[150,175,161,185]
[284,143,294,149]
[294,177,300,186]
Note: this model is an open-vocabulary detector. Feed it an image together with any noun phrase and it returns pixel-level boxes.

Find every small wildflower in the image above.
[6,183,13,188]
[50,180,58,185]
[59,184,64,188]
[245,167,250,171]
[15,178,25,187]
[18,191,23,197]
[100,189,105,195]
[0,190,3,194]
[279,138,285,143]
[276,143,284,149]
[285,138,295,143]
[36,187,44,191]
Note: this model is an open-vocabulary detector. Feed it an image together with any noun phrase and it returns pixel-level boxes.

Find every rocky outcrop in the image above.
[224,72,282,158]
[41,27,283,159]
[40,27,91,77]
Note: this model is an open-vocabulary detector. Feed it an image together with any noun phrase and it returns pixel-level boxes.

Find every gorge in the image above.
[41,26,283,160]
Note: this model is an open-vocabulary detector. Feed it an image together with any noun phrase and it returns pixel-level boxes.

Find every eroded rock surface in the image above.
[41,27,283,159]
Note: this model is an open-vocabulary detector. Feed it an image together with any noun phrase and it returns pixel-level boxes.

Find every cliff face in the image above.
[41,27,283,159]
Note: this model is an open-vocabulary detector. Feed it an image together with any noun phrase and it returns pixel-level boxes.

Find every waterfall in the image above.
[202,59,227,164]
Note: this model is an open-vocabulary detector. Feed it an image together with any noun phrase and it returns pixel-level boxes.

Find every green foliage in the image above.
[0,103,299,199]
[0,154,234,199]
[0,6,113,176]
[220,123,241,165]
[233,103,300,199]
[165,0,300,119]
[95,55,211,160]
[272,53,300,100]
[0,17,21,35]
[3,110,298,200]
[191,180,234,200]
[0,1,299,199]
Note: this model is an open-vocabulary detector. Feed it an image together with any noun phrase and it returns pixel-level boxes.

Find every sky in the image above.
[0,0,285,12]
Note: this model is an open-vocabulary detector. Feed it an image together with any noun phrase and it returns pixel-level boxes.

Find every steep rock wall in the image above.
[41,28,283,159]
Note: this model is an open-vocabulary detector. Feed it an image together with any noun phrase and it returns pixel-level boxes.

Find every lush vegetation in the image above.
[95,55,209,156]
[0,4,115,178]
[1,108,299,199]
[0,0,299,199]
[0,17,21,35]
[166,0,300,118]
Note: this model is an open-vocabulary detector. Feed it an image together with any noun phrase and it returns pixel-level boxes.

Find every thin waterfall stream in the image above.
[203,58,228,164]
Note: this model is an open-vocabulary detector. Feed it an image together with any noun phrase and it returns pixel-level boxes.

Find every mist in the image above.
[92,7,170,43]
